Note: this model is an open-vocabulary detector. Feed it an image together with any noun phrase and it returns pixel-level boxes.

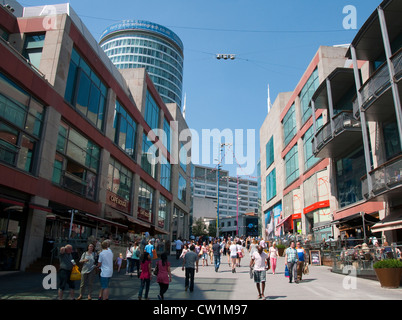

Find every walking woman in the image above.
[156,252,172,300]
[138,252,152,300]
[268,241,279,275]
[226,240,232,266]
[229,241,238,273]
[200,242,209,266]
[131,241,141,278]
[77,243,97,300]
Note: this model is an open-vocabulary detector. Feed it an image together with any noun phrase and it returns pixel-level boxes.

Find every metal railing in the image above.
[361,155,402,199]
[314,111,361,155]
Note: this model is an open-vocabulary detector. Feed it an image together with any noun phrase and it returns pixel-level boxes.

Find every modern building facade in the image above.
[99,20,184,108]
[312,0,401,244]
[192,164,259,237]
[260,46,354,242]
[0,2,191,271]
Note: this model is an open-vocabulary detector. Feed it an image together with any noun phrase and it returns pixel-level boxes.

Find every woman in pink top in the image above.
[268,242,279,275]
[156,252,172,300]
[138,252,152,300]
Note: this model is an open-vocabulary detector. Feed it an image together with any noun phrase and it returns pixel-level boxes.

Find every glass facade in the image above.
[178,173,187,203]
[266,136,274,169]
[52,121,100,200]
[138,179,154,222]
[23,33,45,70]
[100,26,184,107]
[0,73,44,173]
[160,155,171,192]
[141,132,157,179]
[266,168,277,202]
[64,48,107,130]
[113,100,137,158]
[303,116,323,172]
[285,144,299,186]
[336,146,365,208]
[283,104,297,146]
[145,91,160,130]
[107,157,133,201]
[158,195,169,229]
[300,68,319,124]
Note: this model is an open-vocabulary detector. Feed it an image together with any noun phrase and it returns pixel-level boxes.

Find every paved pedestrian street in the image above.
[0,252,401,301]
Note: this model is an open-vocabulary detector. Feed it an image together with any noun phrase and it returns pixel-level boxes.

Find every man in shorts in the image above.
[97,240,113,300]
[250,245,269,300]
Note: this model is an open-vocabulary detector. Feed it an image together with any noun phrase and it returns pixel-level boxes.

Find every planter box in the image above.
[374,268,402,288]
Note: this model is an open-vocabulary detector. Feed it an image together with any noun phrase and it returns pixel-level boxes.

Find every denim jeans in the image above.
[138,278,150,299]
[214,254,221,270]
[185,268,195,292]
[287,262,297,282]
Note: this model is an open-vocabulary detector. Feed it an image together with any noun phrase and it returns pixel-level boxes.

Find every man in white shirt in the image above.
[175,238,183,260]
[250,245,269,300]
[97,240,113,300]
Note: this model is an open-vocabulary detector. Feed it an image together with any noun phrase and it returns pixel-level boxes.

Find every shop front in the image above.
[0,196,27,271]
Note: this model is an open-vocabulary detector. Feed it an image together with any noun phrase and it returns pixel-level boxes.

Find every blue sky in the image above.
[20,0,381,178]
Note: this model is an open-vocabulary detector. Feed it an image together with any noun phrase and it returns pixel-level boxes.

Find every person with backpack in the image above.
[131,241,141,278]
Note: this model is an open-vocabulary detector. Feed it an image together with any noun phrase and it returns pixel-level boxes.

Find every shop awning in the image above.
[331,212,379,227]
[86,213,128,229]
[276,215,291,228]
[371,211,402,233]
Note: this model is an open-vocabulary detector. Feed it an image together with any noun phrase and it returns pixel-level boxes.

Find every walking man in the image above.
[250,245,269,300]
[212,239,222,272]
[182,244,199,292]
[175,238,183,260]
[284,240,298,283]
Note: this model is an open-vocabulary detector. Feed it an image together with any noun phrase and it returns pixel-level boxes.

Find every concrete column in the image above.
[20,196,49,271]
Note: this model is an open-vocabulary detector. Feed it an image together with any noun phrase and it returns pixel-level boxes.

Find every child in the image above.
[115,253,123,274]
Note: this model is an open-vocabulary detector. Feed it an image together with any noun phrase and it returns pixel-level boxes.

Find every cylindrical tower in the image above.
[99,20,184,107]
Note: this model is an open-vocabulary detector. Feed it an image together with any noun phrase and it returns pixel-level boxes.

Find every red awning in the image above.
[276,215,292,228]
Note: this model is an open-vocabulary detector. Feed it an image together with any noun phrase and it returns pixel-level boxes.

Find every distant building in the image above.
[192,164,259,237]
[99,20,184,108]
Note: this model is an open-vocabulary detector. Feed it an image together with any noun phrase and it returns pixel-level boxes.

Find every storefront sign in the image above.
[303,200,330,215]
[138,207,152,223]
[106,191,130,214]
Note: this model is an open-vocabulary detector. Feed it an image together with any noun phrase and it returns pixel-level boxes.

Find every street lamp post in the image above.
[216,143,231,238]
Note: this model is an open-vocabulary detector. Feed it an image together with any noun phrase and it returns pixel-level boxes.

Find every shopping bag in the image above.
[152,249,158,259]
[284,265,289,278]
[70,265,81,281]
[303,263,309,275]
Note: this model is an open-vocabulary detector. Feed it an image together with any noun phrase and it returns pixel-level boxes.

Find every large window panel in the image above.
[113,100,137,158]
[283,104,297,147]
[285,145,299,186]
[64,48,107,130]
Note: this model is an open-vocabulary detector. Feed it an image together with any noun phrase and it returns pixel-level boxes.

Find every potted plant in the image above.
[373,259,402,288]
[276,244,286,257]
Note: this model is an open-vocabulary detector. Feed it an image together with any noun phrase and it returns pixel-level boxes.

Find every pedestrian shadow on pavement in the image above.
[266,295,287,300]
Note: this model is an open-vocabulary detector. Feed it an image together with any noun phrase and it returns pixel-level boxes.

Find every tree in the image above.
[208,222,217,237]
[192,218,208,237]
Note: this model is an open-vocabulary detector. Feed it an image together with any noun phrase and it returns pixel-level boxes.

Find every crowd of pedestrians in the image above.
[56,235,313,300]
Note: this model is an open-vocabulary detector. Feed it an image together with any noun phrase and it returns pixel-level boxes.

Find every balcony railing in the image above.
[361,154,402,199]
[314,111,361,155]
[353,48,402,118]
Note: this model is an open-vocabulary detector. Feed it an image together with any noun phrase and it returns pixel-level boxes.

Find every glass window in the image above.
[108,157,133,201]
[283,104,297,147]
[138,180,154,222]
[180,142,188,173]
[163,118,171,154]
[158,195,169,229]
[23,34,45,69]
[266,168,276,202]
[300,68,319,124]
[64,47,107,130]
[113,100,137,158]
[0,73,44,173]
[141,132,157,179]
[303,121,323,172]
[160,155,171,191]
[52,122,100,200]
[266,137,274,169]
[336,147,365,208]
[145,91,160,130]
[178,174,187,203]
[285,145,299,186]
[383,119,402,160]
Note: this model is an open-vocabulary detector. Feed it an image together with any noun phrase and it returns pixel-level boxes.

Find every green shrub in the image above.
[276,244,286,249]
[373,259,402,269]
